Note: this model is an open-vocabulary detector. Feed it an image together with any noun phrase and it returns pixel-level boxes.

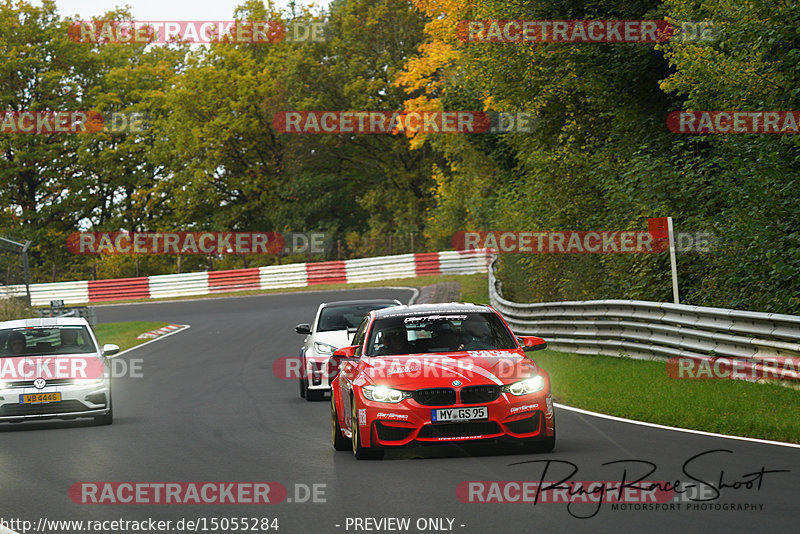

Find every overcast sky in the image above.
[51,0,329,20]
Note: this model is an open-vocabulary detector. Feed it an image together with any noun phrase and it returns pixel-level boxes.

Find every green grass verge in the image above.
[458,274,490,305]
[0,297,35,321]
[531,350,800,444]
[93,321,171,353]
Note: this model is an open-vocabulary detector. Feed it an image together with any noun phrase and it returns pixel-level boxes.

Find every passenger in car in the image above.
[461,320,493,350]
[376,330,410,356]
[60,329,81,350]
[7,332,26,354]
[430,323,465,352]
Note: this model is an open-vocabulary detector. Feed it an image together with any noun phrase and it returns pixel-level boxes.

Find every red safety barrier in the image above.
[88,277,150,302]
[414,252,441,276]
[208,268,261,293]
[307,260,347,285]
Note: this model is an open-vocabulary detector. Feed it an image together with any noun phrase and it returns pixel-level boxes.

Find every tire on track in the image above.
[331,394,351,451]
[350,395,383,460]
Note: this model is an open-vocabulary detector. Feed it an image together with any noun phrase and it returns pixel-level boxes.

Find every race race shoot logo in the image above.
[667,357,800,381]
[667,111,800,134]
[272,111,537,134]
[68,21,325,44]
[0,111,149,134]
[66,232,285,255]
[456,20,719,43]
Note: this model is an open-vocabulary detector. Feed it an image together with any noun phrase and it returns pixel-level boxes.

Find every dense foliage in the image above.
[1,0,798,314]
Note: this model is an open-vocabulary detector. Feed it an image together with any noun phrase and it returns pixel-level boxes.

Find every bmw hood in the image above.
[361,350,540,389]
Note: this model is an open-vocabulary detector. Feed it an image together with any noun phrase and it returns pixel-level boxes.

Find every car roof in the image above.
[319,299,402,309]
[372,302,492,319]
[0,317,90,329]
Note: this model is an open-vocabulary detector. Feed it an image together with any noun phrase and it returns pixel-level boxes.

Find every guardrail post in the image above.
[668,217,680,304]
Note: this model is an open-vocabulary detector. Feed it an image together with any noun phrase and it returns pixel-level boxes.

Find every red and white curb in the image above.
[136,324,185,340]
[12,249,491,305]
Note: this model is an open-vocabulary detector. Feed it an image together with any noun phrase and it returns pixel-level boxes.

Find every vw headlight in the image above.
[314,342,337,355]
[503,376,546,396]
[363,385,410,403]
[71,377,105,386]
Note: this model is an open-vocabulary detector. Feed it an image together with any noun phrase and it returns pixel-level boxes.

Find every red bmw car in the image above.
[330,303,555,460]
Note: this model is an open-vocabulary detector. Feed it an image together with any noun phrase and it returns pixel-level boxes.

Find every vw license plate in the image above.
[431,406,487,422]
[20,393,61,404]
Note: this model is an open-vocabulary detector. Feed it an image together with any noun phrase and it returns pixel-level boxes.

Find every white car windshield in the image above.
[0,326,97,357]
[316,304,395,332]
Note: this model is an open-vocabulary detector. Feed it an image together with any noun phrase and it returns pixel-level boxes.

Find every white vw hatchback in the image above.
[0,317,118,425]
[295,299,402,401]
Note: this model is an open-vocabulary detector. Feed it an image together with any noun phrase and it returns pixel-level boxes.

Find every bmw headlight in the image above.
[503,376,546,396]
[314,342,337,355]
[363,385,410,403]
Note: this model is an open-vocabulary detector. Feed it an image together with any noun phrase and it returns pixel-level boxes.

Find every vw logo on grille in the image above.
[452,380,462,386]
[34,378,47,389]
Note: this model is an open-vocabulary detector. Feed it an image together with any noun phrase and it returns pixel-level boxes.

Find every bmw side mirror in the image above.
[295,324,312,335]
[102,343,120,357]
[519,336,547,352]
[332,345,358,361]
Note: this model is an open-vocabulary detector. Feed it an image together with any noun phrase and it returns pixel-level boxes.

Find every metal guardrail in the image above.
[488,257,800,380]
[36,306,97,327]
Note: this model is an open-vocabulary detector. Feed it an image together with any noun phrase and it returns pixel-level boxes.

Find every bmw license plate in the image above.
[19,393,61,404]
[431,406,487,422]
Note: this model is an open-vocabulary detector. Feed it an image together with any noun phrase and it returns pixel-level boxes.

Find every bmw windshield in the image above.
[365,312,518,356]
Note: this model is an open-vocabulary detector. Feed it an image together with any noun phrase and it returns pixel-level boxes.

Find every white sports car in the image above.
[295,299,402,401]
[0,317,118,425]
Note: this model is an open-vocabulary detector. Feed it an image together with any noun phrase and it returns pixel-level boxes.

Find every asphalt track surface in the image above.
[1,288,798,534]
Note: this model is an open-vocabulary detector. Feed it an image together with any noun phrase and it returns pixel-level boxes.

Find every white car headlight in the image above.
[363,385,410,403]
[503,376,546,396]
[314,342,337,355]
[71,377,105,386]
[0,380,6,389]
